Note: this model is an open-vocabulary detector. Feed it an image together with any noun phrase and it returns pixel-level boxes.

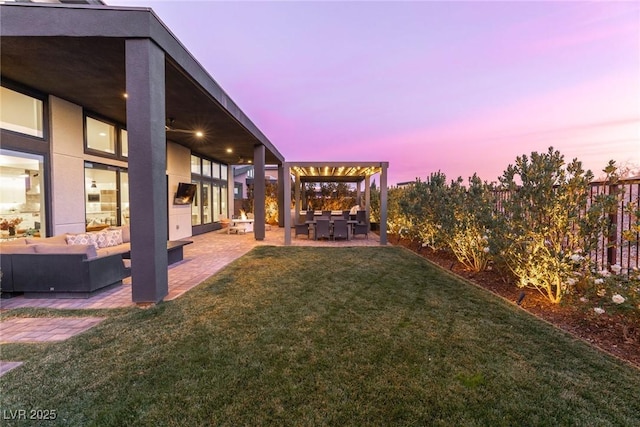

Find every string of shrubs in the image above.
[386,146,639,318]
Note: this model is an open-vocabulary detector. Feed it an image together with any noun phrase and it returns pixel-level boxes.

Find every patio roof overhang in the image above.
[0,3,284,303]
[0,3,284,166]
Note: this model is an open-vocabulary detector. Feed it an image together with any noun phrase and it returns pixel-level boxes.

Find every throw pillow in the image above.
[66,233,98,249]
[94,231,108,248]
[104,228,123,247]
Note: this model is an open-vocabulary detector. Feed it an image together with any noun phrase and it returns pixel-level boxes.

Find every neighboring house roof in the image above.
[0,1,105,3]
[233,165,254,177]
[0,2,284,166]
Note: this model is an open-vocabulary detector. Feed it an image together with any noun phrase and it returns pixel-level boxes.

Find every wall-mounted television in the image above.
[174,182,197,205]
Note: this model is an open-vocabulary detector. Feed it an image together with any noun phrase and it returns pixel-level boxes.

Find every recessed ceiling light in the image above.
[226,148,233,153]
[195,131,204,138]
[123,93,128,98]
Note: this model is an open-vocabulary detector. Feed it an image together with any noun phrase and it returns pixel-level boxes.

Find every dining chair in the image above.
[342,210,350,220]
[321,210,332,218]
[315,218,331,240]
[353,223,369,239]
[356,210,367,224]
[294,222,310,239]
[306,210,315,222]
[332,219,349,240]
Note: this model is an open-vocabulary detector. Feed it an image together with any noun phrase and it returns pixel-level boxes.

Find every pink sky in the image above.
[107,0,640,185]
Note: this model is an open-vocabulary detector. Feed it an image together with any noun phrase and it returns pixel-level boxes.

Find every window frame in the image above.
[83,112,127,160]
[0,80,48,142]
[190,153,229,228]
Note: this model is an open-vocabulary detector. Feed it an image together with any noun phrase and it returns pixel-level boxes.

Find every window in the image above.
[0,149,46,237]
[121,129,129,157]
[220,184,227,221]
[190,154,229,227]
[86,117,116,154]
[234,182,243,199]
[202,182,212,223]
[120,171,130,225]
[191,180,201,226]
[0,86,44,138]
[84,114,128,159]
[191,155,201,175]
[202,159,211,177]
[84,162,128,229]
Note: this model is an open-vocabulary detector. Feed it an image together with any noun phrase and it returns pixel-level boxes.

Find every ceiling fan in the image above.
[165,118,204,138]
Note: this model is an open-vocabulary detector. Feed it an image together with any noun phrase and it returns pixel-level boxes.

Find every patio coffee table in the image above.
[121,240,193,265]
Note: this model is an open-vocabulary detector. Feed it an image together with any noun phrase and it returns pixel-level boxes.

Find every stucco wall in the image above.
[166,141,192,240]
[49,96,86,235]
[45,97,195,240]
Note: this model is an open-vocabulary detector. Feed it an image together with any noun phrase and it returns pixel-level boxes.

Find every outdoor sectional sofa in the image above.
[0,226,132,298]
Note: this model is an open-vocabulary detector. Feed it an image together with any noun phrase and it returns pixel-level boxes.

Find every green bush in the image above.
[494,147,617,303]
[443,174,498,272]
[397,172,451,250]
[386,147,629,307]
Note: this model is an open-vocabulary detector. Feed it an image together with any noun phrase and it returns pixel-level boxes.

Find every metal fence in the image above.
[494,178,640,274]
[593,178,640,274]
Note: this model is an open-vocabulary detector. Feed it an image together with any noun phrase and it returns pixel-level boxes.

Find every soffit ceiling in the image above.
[0,35,282,165]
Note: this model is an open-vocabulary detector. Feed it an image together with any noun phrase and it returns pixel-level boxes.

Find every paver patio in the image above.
[0,317,105,343]
[0,227,381,355]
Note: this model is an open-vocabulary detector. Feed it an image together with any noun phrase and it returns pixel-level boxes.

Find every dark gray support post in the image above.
[302,179,307,210]
[283,162,292,245]
[227,165,234,220]
[365,175,371,228]
[278,164,285,227]
[253,144,266,240]
[294,172,301,223]
[125,38,168,303]
[380,163,389,245]
[607,183,618,267]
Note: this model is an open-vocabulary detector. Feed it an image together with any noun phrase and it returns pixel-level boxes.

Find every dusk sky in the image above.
[107,0,640,185]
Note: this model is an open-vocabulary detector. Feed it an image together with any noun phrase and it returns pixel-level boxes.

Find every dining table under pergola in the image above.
[281,161,389,245]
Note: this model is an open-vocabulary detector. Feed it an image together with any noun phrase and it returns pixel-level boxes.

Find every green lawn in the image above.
[1,246,639,426]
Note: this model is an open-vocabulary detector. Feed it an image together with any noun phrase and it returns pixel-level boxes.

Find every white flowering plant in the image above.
[578,266,640,318]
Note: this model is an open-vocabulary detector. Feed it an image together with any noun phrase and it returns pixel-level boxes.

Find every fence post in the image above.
[607,184,618,268]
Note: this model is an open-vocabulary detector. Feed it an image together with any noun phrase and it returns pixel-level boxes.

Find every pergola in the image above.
[281,161,389,245]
